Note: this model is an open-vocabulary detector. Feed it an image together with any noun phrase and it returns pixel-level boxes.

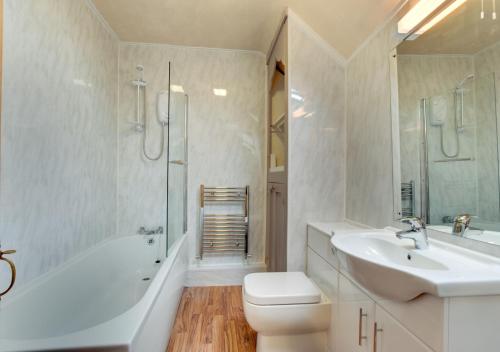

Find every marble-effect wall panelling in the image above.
[346,15,498,227]
[287,16,346,271]
[0,0,119,289]
[346,22,401,228]
[345,10,500,255]
[397,55,477,223]
[473,44,500,223]
[346,22,478,228]
[118,44,266,265]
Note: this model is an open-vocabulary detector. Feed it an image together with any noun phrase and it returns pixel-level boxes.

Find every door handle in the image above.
[0,249,17,300]
[358,308,368,345]
[373,322,383,352]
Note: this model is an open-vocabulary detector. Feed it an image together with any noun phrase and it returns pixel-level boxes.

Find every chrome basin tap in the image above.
[138,226,164,235]
[452,214,471,237]
[396,217,429,250]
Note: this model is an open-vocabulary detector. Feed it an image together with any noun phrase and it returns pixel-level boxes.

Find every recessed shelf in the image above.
[271,113,286,133]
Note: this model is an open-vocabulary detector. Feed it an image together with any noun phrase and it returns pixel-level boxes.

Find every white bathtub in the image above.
[0,234,187,352]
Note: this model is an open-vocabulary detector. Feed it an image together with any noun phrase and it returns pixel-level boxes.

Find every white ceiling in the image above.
[92,0,404,59]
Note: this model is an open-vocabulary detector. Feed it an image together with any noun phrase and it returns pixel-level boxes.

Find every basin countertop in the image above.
[330,228,500,301]
[308,221,369,237]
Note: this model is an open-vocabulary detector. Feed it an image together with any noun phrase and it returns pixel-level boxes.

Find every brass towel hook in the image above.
[0,249,16,300]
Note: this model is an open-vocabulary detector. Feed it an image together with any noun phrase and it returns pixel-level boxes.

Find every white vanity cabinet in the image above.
[336,274,375,352]
[308,223,500,352]
[307,224,438,352]
[335,268,432,352]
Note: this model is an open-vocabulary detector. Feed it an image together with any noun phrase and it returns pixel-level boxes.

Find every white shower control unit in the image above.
[429,95,446,126]
[157,90,170,124]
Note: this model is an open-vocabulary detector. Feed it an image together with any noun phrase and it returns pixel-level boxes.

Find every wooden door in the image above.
[266,183,286,272]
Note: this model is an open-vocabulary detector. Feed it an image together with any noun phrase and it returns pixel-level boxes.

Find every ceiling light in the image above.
[171,85,184,93]
[291,89,304,102]
[73,79,92,88]
[213,88,227,96]
[398,0,467,35]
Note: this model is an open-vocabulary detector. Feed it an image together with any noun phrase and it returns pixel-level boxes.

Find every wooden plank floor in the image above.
[166,286,257,352]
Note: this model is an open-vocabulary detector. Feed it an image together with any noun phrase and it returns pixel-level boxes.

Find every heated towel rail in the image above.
[198,185,249,259]
[401,181,415,217]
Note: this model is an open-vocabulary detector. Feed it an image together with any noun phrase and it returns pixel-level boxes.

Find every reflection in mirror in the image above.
[393,0,500,246]
[270,61,286,173]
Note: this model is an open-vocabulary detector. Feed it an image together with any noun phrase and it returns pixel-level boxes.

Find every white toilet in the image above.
[243,272,331,352]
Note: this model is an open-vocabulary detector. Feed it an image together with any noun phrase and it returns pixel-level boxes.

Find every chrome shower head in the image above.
[132,65,146,86]
[456,74,474,89]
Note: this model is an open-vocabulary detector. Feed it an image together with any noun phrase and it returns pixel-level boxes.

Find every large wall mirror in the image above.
[391,0,500,246]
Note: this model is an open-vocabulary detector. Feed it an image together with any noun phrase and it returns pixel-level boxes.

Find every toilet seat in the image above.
[242,272,331,351]
[244,272,321,305]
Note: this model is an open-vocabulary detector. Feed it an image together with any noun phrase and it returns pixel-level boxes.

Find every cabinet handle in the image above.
[373,322,383,352]
[358,308,368,345]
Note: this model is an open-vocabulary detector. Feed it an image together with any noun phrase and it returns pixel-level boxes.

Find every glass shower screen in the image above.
[167,91,188,255]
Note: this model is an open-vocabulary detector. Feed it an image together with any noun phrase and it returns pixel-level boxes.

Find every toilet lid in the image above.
[243,272,321,305]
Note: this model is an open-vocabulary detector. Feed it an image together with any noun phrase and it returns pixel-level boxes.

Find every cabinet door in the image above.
[307,248,339,352]
[337,274,375,352]
[374,305,433,352]
[265,183,274,270]
[266,183,286,272]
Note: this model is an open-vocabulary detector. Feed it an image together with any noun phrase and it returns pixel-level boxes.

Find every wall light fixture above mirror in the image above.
[391,0,500,248]
[398,0,468,35]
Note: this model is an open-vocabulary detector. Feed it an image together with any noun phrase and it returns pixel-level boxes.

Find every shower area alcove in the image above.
[397,53,500,231]
[119,60,188,256]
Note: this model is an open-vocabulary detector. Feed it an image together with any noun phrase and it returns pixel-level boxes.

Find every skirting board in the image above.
[186,262,267,287]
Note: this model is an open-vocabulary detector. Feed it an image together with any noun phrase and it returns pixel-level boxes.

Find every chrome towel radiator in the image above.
[198,185,249,259]
[401,181,415,217]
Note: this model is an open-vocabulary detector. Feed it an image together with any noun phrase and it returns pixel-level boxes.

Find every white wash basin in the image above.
[330,229,500,301]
